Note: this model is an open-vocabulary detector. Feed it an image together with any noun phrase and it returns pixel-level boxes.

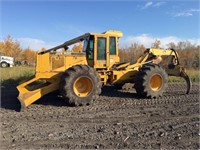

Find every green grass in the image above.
[0,66,35,85]
[0,66,199,85]
[169,69,200,83]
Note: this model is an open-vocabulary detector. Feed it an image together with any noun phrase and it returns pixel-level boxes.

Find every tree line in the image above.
[0,36,37,66]
[0,35,199,69]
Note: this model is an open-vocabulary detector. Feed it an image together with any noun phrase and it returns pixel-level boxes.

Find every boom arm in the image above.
[125,48,177,70]
[148,48,179,65]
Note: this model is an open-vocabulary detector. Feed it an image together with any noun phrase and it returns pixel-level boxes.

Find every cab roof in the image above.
[90,30,123,37]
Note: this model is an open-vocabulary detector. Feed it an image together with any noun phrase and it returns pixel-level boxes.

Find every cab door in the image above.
[95,36,109,69]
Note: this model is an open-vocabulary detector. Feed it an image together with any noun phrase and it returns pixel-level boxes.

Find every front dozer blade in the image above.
[17,76,60,111]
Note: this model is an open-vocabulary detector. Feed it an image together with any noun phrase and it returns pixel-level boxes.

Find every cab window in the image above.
[84,36,94,60]
[97,37,106,60]
[109,37,116,55]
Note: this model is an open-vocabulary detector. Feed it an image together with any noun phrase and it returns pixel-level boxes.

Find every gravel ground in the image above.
[0,83,199,149]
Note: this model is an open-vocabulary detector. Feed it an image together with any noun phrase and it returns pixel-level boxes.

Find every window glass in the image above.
[84,36,94,60]
[83,37,89,52]
[97,37,106,60]
[88,39,94,59]
[109,37,116,55]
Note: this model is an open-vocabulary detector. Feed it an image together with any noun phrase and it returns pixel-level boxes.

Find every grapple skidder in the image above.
[17,30,191,110]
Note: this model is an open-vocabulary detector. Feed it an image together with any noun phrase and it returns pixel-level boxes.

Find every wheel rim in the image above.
[149,74,162,91]
[2,63,7,68]
[73,76,93,97]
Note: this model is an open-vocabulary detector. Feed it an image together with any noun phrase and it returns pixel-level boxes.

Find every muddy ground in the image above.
[0,83,199,149]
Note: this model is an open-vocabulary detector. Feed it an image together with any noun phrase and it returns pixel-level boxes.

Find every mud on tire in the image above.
[135,64,168,98]
[59,65,102,106]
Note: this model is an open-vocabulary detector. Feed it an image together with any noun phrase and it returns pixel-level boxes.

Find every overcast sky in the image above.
[1,0,200,50]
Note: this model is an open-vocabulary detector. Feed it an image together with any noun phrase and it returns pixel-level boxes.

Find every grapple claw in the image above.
[181,72,192,94]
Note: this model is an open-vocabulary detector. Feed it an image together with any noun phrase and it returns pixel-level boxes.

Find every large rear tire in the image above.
[135,64,168,98]
[60,65,102,106]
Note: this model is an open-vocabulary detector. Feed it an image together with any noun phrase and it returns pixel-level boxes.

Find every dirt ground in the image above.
[0,83,199,149]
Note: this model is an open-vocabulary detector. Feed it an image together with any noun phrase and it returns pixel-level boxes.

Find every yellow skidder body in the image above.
[17,30,191,110]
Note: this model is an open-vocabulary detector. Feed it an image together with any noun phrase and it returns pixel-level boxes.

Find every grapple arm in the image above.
[150,48,191,94]
[136,48,192,94]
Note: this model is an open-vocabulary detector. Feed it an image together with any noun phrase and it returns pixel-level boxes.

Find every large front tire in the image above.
[135,64,168,98]
[60,65,102,106]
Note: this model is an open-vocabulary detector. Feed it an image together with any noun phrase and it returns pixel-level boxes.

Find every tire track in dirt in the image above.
[1,83,199,149]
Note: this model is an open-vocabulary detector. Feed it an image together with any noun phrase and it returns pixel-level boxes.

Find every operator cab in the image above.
[83,30,123,69]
